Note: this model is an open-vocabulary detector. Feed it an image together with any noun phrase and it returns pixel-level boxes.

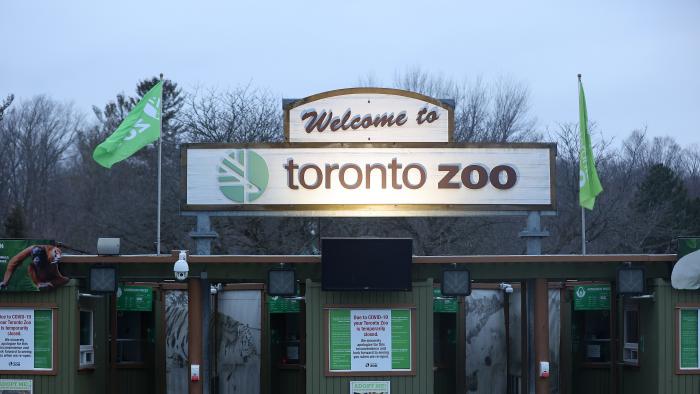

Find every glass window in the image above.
[79,310,94,368]
[623,303,640,365]
[574,310,611,363]
[116,311,148,363]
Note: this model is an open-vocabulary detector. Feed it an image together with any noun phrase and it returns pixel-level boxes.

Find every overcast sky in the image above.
[2,0,698,146]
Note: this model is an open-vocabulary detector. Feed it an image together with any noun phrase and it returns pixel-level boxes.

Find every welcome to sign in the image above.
[181,143,556,215]
[284,88,454,143]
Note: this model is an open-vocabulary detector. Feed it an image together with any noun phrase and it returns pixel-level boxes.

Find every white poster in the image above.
[0,309,34,370]
[350,309,392,371]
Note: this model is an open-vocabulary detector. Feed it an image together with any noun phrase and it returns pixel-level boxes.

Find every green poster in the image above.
[0,239,56,292]
[34,310,52,369]
[680,309,699,369]
[267,296,300,313]
[574,285,610,311]
[329,309,351,371]
[433,288,458,313]
[391,309,411,370]
[117,286,153,311]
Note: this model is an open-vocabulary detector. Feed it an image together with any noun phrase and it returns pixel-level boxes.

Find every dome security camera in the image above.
[174,250,189,281]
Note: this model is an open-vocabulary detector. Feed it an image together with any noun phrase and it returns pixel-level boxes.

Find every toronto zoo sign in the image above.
[182,88,556,216]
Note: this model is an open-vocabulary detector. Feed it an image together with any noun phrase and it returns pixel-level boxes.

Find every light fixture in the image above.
[441,268,471,296]
[617,265,646,295]
[89,266,118,293]
[268,268,296,296]
[173,250,189,281]
[96,238,120,255]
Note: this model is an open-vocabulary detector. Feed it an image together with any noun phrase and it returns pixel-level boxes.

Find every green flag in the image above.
[92,81,163,168]
[578,76,603,210]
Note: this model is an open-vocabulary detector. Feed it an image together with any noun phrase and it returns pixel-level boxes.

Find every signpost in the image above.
[573,285,611,311]
[117,286,153,312]
[327,308,413,375]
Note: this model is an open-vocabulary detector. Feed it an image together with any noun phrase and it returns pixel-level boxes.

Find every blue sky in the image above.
[2,0,698,146]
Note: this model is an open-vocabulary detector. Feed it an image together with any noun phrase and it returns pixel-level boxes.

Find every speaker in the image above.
[89,266,118,293]
[97,238,120,255]
[441,269,471,296]
[268,268,296,296]
[617,266,645,295]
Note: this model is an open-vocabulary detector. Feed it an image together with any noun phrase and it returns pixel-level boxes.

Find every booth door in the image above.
[216,289,262,394]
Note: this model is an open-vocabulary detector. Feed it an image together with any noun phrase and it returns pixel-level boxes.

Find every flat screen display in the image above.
[322,238,412,291]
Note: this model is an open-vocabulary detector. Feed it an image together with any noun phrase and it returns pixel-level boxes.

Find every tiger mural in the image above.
[165,290,189,394]
[216,290,262,394]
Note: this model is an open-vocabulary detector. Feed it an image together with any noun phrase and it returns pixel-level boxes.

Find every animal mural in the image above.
[465,290,507,393]
[464,288,561,394]
[216,290,262,394]
[165,290,189,394]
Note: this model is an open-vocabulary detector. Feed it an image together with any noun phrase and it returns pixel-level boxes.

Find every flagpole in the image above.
[581,206,586,255]
[579,73,586,256]
[156,73,163,255]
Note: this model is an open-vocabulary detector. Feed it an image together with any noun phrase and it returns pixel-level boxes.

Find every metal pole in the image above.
[581,207,586,255]
[156,73,164,255]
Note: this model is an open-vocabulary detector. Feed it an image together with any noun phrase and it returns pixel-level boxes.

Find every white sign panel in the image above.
[0,380,32,393]
[0,309,34,370]
[183,144,555,215]
[351,310,392,371]
[285,88,453,143]
[350,381,390,394]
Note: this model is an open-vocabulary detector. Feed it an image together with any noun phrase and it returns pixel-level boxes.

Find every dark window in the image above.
[116,311,151,363]
[80,310,94,367]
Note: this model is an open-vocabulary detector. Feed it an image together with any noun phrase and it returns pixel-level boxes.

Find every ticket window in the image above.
[268,295,305,394]
[433,290,459,394]
[115,311,154,364]
[573,310,611,363]
[270,313,302,365]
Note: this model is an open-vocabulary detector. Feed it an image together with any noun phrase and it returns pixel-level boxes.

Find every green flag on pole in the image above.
[578,76,603,210]
[92,81,163,168]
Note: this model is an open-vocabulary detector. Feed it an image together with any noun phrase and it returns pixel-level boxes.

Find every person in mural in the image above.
[0,245,69,290]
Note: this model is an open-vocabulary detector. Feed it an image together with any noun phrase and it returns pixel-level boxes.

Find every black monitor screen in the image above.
[322,238,412,291]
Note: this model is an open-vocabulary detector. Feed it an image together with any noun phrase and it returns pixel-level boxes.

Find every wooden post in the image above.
[534,278,550,394]
[188,279,203,394]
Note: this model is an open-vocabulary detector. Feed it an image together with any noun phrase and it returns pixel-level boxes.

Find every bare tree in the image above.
[0,96,81,237]
[180,85,282,143]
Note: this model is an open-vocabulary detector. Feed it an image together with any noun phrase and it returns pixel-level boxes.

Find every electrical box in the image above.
[191,364,200,382]
[539,361,549,378]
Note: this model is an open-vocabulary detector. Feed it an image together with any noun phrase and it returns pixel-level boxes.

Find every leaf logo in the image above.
[218,149,269,203]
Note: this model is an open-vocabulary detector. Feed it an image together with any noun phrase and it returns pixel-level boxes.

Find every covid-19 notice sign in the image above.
[326,307,414,376]
[0,308,53,371]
